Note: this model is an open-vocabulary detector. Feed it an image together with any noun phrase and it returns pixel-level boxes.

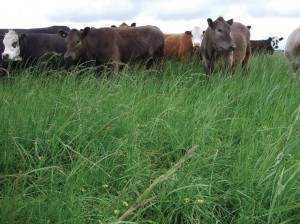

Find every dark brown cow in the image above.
[250,37,284,54]
[200,17,251,76]
[58,26,164,74]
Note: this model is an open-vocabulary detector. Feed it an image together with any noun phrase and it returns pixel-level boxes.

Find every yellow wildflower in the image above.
[197,199,204,204]
[113,209,120,215]
[122,201,129,207]
[183,198,190,204]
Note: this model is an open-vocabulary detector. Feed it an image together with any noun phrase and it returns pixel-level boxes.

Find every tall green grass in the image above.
[0,53,299,223]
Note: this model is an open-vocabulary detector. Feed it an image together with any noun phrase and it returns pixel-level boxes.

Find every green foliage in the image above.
[0,53,300,223]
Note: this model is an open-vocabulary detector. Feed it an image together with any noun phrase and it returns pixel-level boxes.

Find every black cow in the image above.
[0,25,70,75]
[250,36,284,54]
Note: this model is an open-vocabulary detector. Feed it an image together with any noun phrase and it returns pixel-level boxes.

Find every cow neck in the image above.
[83,37,93,59]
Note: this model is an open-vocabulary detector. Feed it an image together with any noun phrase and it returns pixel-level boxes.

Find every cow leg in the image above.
[146,57,154,70]
[203,57,213,78]
[242,44,251,71]
[147,44,164,74]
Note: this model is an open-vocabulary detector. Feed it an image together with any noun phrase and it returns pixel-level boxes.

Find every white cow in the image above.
[187,26,205,47]
[270,36,284,50]
[285,27,300,76]
[2,30,23,61]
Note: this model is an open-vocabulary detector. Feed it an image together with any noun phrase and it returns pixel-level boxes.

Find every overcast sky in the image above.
[2,0,300,49]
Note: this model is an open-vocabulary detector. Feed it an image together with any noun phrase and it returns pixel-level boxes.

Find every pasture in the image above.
[0,53,300,223]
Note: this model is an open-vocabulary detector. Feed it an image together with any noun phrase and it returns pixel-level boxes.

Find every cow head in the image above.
[206,17,236,51]
[1,30,25,61]
[185,26,205,48]
[269,36,284,50]
[59,27,91,60]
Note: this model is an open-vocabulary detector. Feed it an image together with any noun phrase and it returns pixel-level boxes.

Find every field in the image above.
[0,53,300,224]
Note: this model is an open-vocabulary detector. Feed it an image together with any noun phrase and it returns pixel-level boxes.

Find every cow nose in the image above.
[193,42,201,47]
[229,45,236,51]
[64,54,70,60]
[2,53,8,59]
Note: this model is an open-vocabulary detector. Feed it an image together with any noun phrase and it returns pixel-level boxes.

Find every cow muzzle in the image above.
[193,42,201,47]
[2,53,22,61]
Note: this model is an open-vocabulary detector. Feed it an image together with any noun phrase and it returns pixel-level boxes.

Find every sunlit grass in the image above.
[0,53,299,223]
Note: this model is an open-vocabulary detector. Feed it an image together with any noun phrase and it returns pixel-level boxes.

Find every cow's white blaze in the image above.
[191,26,205,47]
[270,36,283,50]
[2,30,22,61]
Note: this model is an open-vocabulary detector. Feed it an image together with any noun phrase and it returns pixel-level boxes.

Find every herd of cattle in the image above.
[0,17,299,77]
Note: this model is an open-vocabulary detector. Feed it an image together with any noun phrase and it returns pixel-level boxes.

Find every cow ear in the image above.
[207,18,214,28]
[247,25,251,30]
[131,23,136,27]
[268,37,272,41]
[82,27,91,38]
[58,29,68,38]
[111,25,117,28]
[279,37,284,41]
[185,31,192,35]
[227,19,233,26]
[19,34,26,42]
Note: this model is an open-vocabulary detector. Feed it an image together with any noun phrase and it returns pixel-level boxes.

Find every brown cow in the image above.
[164,26,205,60]
[58,26,164,75]
[111,22,136,28]
[200,17,251,76]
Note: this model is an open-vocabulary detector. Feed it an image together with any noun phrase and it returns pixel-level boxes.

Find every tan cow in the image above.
[200,17,251,76]
[164,26,205,60]
[285,27,300,76]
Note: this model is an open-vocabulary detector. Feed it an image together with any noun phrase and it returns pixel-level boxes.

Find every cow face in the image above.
[207,17,236,51]
[59,27,90,60]
[270,36,284,50]
[185,26,205,47]
[1,30,24,61]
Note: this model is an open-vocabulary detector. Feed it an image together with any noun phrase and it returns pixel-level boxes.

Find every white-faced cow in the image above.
[200,17,251,76]
[285,27,300,76]
[1,30,69,70]
[164,26,205,60]
[0,26,70,75]
[251,36,284,54]
[58,26,164,75]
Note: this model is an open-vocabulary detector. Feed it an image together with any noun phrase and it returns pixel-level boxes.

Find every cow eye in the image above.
[217,29,222,33]
[76,40,80,44]
[12,41,18,48]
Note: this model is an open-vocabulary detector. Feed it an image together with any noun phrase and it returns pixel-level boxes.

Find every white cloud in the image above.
[0,0,299,49]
